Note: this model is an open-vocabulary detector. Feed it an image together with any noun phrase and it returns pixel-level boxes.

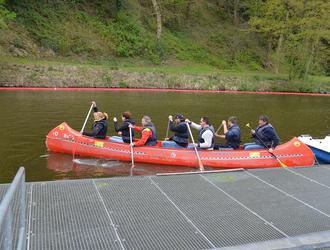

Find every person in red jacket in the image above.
[129,116,157,147]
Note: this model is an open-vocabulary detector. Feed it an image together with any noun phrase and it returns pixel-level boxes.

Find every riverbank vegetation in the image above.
[0,0,329,92]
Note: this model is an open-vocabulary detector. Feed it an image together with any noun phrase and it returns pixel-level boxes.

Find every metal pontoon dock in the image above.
[2,165,330,249]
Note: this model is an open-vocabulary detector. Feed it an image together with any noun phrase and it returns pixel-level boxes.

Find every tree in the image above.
[0,0,15,29]
[249,0,291,73]
[151,0,163,61]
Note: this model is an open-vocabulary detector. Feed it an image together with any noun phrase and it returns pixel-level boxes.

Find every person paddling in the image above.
[129,116,157,147]
[162,114,189,148]
[110,111,135,143]
[82,101,108,139]
[186,116,215,150]
[214,116,241,149]
[244,115,280,151]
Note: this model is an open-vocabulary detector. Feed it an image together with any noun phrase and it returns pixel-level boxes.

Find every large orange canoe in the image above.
[46,123,315,169]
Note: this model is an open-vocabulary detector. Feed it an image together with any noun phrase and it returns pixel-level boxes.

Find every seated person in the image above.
[162,114,189,148]
[82,101,108,139]
[214,116,241,150]
[186,116,214,150]
[244,115,280,151]
[129,116,157,147]
[110,111,135,143]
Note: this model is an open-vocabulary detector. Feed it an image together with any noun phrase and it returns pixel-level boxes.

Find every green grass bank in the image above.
[0,1,329,92]
[1,56,329,93]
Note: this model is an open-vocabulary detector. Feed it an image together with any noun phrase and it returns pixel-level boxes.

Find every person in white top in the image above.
[185,116,215,150]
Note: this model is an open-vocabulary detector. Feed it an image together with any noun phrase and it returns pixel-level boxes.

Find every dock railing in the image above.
[0,167,26,250]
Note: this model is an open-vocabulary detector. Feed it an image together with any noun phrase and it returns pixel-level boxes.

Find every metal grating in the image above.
[94,177,211,250]
[28,180,121,250]
[0,183,29,250]
[205,171,330,237]
[249,167,330,216]
[1,165,330,249]
[151,174,285,248]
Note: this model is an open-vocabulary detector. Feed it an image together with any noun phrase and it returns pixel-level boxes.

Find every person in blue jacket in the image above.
[244,115,280,151]
[214,116,241,149]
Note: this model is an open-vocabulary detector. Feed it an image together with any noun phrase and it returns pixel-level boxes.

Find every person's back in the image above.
[144,122,157,146]
[82,102,108,139]
[162,114,189,148]
[187,116,214,150]
[255,123,279,148]
[244,115,280,150]
[130,116,157,147]
[113,111,135,143]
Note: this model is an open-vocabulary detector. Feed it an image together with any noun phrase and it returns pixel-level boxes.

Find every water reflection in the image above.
[1,90,329,183]
[47,152,197,179]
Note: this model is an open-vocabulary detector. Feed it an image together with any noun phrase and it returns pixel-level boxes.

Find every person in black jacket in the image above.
[82,101,108,139]
[244,114,280,151]
[110,111,135,143]
[162,114,189,148]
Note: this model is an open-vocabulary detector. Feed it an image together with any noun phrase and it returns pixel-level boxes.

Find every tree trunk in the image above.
[264,40,272,69]
[233,0,239,25]
[304,38,318,81]
[185,0,195,19]
[151,0,163,61]
[275,1,289,74]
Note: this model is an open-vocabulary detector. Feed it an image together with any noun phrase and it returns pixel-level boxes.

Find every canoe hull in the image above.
[46,123,315,169]
[298,135,330,164]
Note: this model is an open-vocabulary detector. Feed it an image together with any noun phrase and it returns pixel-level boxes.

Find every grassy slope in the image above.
[0,0,329,91]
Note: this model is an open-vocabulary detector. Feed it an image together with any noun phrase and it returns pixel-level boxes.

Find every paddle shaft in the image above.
[129,126,135,167]
[215,123,223,134]
[165,120,170,140]
[247,124,286,167]
[186,122,204,171]
[80,104,94,133]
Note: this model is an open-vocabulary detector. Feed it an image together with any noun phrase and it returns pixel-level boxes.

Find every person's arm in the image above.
[170,122,186,132]
[268,128,280,148]
[190,121,201,130]
[133,126,143,133]
[114,120,120,132]
[222,120,228,134]
[115,121,129,132]
[133,128,152,147]
[198,130,213,148]
[83,123,103,137]
[92,101,98,112]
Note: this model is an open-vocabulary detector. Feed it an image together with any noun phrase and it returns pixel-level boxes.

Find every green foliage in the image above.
[0,0,16,28]
[0,0,328,81]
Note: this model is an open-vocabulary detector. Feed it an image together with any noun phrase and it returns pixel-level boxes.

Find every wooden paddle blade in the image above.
[278,159,287,168]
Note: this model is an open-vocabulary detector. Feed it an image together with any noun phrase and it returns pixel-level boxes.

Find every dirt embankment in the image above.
[0,62,329,93]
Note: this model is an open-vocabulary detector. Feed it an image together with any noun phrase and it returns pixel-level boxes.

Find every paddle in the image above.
[246,123,287,168]
[129,126,135,168]
[215,123,224,134]
[80,103,94,134]
[186,122,204,172]
[164,120,170,140]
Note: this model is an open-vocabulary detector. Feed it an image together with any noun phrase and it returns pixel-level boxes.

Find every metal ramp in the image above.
[1,165,330,249]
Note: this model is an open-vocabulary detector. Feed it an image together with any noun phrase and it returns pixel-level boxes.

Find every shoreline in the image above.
[1,87,330,97]
[1,58,329,95]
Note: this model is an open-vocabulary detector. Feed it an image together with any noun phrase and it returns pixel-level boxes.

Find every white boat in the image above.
[298,135,330,164]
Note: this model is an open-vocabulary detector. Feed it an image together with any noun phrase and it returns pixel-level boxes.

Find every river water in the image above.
[0,90,329,183]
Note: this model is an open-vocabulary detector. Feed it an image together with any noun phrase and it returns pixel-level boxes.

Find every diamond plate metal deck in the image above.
[1,165,330,249]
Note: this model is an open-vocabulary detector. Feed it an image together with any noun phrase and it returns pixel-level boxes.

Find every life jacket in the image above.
[143,123,157,146]
[172,122,189,146]
[93,119,108,139]
[225,124,241,149]
[255,123,279,148]
[121,119,135,142]
[198,125,215,148]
